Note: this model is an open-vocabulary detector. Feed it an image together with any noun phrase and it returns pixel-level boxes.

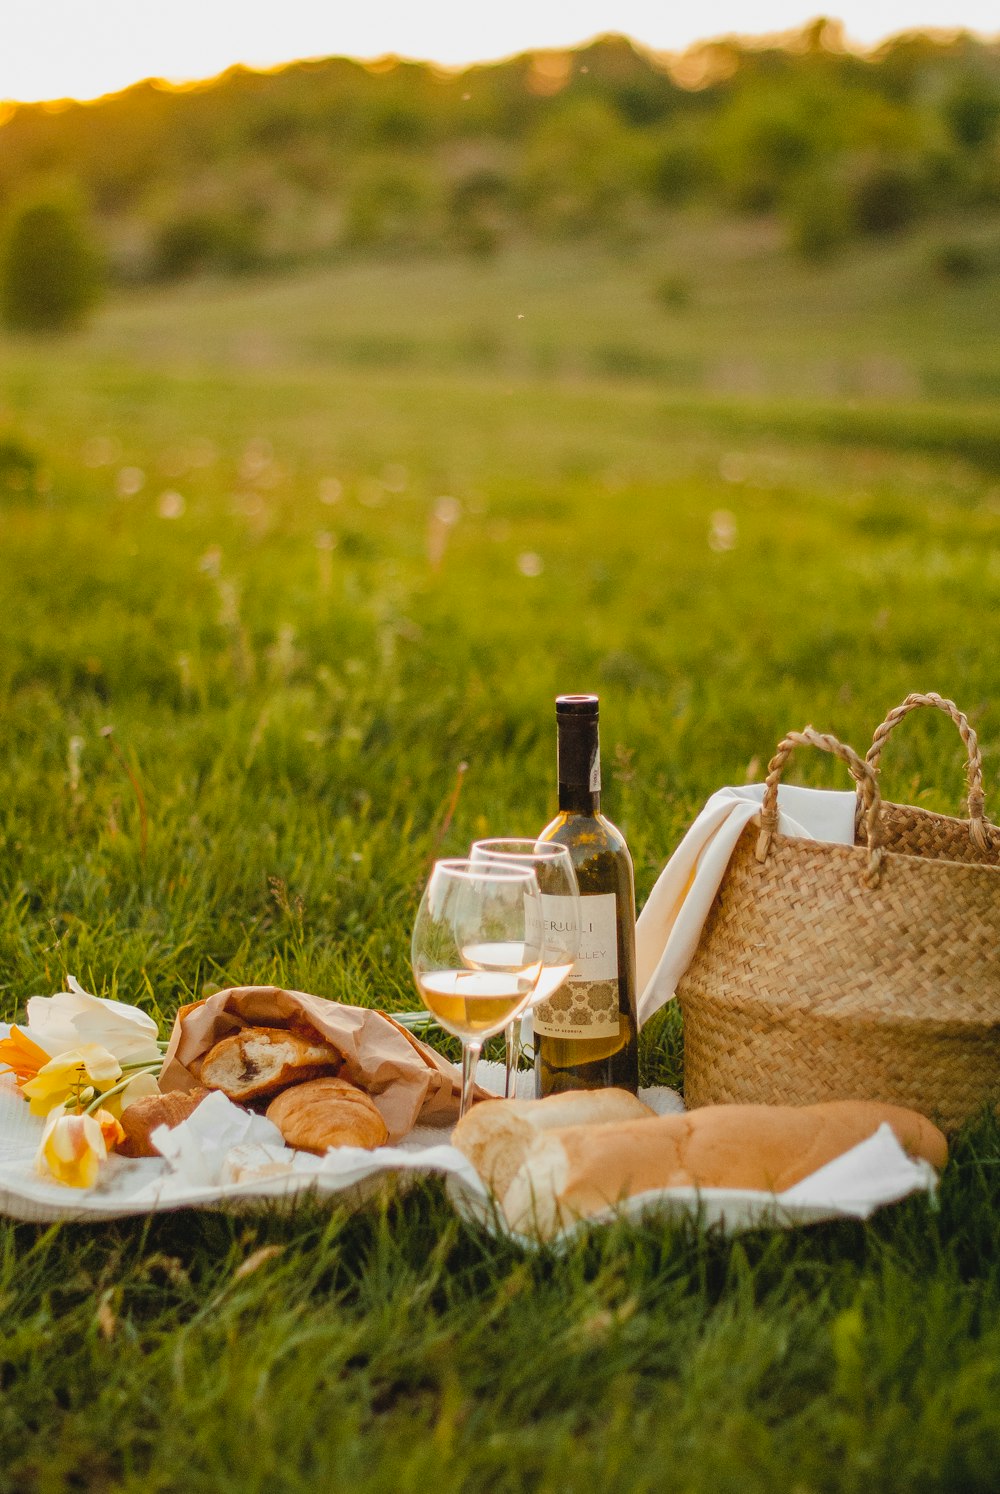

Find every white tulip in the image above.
[26,976,161,1065]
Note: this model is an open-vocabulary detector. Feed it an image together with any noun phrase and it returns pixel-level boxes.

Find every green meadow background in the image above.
[3,29,1000,1492]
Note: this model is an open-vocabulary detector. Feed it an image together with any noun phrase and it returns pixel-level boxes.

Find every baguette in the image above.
[452,1088,655,1203]
[502,1099,948,1238]
[200,1026,341,1103]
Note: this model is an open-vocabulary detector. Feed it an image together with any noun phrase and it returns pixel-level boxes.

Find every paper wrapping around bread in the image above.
[158,986,476,1142]
[502,1099,948,1238]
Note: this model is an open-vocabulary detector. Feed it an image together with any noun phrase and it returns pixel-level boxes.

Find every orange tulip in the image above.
[93,1107,126,1151]
[0,1025,51,1087]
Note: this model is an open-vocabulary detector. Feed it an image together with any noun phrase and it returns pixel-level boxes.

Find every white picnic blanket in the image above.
[635,783,858,1025]
[0,1028,935,1239]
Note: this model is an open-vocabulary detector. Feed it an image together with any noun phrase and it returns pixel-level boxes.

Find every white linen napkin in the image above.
[635,783,858,1026]
[151,1091,283,1186]
[779,1123,938,1217]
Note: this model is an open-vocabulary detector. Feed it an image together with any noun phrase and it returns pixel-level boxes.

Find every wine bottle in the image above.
[534,694,639,1096]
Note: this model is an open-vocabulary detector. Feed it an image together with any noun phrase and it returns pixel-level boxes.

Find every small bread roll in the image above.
[221,1142,298,1185]
[117,1088,208,1158]
[200,1026,340,1103]
[266,1076,388,1153]
[503,1099,949,1239]
[452,1088,654,1203]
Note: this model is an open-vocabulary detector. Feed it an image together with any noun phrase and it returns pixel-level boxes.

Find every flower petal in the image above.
[93,1108,126,1151]
[22,1045,122,1116]
[36,1109,108,1188]
[119,1071,160,1110]
[0,1026,52,1084]
[27,979,160,1065]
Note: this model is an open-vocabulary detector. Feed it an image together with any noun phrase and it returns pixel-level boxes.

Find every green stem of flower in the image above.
[84,1064,161,1114]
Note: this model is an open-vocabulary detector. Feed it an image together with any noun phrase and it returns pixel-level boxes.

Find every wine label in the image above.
[524,892,544,958]
[534,892,620,1039]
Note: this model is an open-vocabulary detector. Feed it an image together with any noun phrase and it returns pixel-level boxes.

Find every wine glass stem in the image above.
[460,1040,483,1120]
[504,1020,518,1099]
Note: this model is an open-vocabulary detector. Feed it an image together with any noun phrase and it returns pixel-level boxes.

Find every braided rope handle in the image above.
[756,726,885,887]
[866,691,988,851]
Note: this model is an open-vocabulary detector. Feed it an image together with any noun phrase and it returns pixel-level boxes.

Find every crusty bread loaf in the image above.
[200,1026,340,1102]
[452,1088,655,1203]
[117,1088,208,1158]
[502,1099,949,1238]
[266,1076,388,1153]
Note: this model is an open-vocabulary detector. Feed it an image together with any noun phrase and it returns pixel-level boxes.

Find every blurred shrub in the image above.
[646,128,707,204]
[931,239,989,281]
[850,156,923,234]
[943,76,1000,150]
[0,431,40,492]
[652,272,693,309]
[447,167,510,258]
[786,173,853,259]
[591,343,699,382]
[342,162,437,249]
[154,203,267,279]
[519,98,642,235]
[710,86,822,211]
[0,187,102,332]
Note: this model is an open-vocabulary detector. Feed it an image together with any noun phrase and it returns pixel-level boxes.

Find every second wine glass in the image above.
[469,839,580,1097]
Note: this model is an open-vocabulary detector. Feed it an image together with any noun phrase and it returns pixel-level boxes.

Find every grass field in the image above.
[2,220,1000,1490]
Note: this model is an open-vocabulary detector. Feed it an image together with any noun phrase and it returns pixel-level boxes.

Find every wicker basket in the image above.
[677,724,1000,1131]
[856,691,1000,866]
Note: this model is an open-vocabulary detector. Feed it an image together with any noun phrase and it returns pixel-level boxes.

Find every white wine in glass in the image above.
[411,859,543,1119]
[469,839,581,1097]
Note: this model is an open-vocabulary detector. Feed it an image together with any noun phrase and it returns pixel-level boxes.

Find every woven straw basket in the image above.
[677,699,1000,1132]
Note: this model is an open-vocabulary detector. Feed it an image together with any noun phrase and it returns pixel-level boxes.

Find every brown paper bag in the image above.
[159,985,473,1142]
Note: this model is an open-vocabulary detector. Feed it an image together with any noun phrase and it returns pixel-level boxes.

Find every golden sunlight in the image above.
[3,0,999,104]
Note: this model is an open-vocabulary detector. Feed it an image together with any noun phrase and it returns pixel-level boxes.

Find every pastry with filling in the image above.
[200,1026,341,1103]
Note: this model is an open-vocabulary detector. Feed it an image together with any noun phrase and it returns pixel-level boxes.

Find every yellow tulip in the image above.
[21,1044,122,1118]
[35,1108,109,1189]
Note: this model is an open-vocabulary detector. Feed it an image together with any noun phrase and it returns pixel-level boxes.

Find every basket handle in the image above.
[865,691,988,852]
[756,726,885,887]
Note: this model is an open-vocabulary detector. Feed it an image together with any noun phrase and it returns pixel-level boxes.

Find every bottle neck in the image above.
[559,783,601,814]
[557,715,601,815]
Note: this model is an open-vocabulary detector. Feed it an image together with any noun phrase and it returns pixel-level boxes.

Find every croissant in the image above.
[200,1026,341,1103]
[266,1076,388,1153]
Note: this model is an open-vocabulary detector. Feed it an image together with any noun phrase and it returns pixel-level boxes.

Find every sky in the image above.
[3,0,999,104]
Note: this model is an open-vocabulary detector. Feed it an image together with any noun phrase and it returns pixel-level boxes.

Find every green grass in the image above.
[2,227,1000,1490]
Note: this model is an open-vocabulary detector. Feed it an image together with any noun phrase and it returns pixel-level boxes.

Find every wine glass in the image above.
[469,839,580,1098]
[411,858,543,1120]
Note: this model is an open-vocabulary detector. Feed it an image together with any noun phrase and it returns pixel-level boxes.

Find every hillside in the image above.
[2,25,1000,283]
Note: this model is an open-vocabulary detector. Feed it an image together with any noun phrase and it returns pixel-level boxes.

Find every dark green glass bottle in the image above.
[534,695,639,1096]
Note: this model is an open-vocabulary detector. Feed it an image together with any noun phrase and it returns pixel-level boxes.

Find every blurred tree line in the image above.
[2,21,1000,324]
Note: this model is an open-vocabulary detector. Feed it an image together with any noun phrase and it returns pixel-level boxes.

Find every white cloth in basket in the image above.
[636,783,857,1026]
